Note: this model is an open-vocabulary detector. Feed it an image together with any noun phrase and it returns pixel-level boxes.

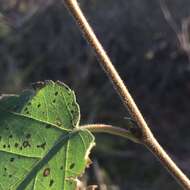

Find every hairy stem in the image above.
[64,0,190,189]
[81,124,140,143]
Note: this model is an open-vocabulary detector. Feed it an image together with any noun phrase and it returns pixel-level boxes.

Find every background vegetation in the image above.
[0,0,190,189]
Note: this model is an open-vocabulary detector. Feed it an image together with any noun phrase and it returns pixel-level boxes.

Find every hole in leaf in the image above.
[55,92,58,96]
[37,104,41,108]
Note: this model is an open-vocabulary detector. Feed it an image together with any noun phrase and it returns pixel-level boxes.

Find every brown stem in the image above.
[63,0,190,189]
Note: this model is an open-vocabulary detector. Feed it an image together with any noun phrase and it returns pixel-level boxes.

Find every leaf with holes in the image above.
[0,81,95,190]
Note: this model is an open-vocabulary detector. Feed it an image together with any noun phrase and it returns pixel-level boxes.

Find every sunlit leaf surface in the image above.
[0,81,95,190]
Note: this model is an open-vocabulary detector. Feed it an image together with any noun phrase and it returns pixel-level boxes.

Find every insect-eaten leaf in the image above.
[0,80,95,190]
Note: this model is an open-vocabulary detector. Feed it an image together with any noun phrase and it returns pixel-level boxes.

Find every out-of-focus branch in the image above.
[3,0,57,29]
[160,0,190,62]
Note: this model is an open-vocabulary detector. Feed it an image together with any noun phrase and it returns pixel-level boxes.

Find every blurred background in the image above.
[0,0,190,189]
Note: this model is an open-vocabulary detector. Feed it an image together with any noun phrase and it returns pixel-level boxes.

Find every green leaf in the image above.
[0,81,95,190]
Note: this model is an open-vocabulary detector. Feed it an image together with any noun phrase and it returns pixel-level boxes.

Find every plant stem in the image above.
[80,124,140,143]
[63,0,190,189]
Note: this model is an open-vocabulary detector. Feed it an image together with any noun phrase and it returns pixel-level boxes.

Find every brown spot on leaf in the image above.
[69,163,75,169]
[23,141,31,148]
[46,124,51,129]
[49,179,54,187]
[43,168,50,177]
[26,134,31,139]
[15,143,19,148]
[10,158,14,162]
[37,142,46,150]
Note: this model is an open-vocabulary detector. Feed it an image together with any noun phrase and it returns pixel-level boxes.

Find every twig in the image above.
[63,0,190,189]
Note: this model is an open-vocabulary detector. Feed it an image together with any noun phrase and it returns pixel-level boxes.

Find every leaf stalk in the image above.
[80,124,140,143]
